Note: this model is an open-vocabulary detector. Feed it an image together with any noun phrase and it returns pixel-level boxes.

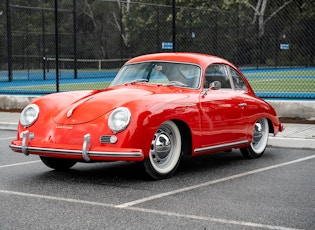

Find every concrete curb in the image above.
[266,100,315,120]
[0,95,38,110]
[268,137,315,150]
[0,122,18,131]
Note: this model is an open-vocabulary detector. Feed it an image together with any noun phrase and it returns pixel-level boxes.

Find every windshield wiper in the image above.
[128,79,149,84]
[165,81,189,87]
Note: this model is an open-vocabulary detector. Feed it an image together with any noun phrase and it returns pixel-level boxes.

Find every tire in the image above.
[40,156,76,170]
[143,120,182,180]
[241,118,269,159]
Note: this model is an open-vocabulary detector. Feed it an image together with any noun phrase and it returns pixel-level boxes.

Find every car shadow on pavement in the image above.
[7,149,275,190]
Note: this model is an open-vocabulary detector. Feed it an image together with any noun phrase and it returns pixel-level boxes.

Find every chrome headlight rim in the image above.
[20,104,40,127]
[108,107,131,134]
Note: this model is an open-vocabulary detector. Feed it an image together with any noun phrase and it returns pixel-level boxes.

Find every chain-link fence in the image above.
[0,0,314,98]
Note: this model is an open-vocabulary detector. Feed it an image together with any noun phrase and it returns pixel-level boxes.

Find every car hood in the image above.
[52,86,189,125]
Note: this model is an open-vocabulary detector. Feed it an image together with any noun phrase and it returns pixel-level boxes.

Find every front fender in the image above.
[126,101,201,157]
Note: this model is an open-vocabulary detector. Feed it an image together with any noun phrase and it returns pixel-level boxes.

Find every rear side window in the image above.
[205,64,232,89]
[230,67,247,90]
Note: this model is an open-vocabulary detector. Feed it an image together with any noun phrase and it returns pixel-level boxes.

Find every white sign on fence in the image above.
[162,42,173,50]
[280,44,289,50]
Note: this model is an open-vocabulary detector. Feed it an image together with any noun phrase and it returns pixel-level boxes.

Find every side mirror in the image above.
[210,81,221,90]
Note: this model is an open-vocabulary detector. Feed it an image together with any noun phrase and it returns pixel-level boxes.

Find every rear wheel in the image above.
[143,120,182,180]
[40,156,76,170]
[241,118,269,159]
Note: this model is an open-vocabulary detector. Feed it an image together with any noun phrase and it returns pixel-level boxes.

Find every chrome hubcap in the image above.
[253,122,263,146]
[151,126,174,166]
[251,118,268,154]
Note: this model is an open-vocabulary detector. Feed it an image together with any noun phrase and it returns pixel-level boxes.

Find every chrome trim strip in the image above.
[67,96,93,118]
[194,140,248,153]
[9,144,143,159]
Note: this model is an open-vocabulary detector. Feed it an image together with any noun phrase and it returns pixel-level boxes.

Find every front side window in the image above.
[204,64,232,89]
[111,62,201,88]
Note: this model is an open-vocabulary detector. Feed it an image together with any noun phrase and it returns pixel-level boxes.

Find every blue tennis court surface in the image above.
[0,70,117,81]
[1,67,314,99]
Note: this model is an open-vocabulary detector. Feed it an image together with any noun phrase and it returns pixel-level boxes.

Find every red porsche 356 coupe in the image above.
[10,53,283,179]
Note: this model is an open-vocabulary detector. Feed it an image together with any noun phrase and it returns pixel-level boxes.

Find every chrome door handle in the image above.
[238,103,247,107]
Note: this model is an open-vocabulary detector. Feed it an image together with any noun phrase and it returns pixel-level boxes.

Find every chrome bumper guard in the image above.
[11,131,143,161]
[21,130,32,156]
[82,134,91,161]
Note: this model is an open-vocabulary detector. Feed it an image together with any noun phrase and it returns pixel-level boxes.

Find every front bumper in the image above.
[9,130,144,162]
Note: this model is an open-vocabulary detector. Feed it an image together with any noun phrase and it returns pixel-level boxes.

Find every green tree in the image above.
[223,0,294,38]
[299,0,315,19]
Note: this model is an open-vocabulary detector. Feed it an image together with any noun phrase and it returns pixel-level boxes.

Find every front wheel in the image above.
[40,156,76,170]
[240,118,269,159]
[143,120,182,180]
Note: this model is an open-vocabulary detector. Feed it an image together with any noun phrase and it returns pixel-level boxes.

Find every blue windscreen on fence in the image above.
[0,67,314,99]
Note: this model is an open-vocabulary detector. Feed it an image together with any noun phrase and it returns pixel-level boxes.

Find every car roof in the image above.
[126,52,237,69]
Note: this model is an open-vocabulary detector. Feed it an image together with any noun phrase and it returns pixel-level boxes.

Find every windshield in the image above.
[110,62,201,88]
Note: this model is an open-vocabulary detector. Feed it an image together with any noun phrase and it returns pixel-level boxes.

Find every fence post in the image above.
[172,0,176,52]
[6,0,12,82]
[73,0,77,79]
[213,12,218,55]
[156,6,160,52]
[41,9,46,80]
[256,16,260,68]
[120,3,123,62]
[54,0,59,92]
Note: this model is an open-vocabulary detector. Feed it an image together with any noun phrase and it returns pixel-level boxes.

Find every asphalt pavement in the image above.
[0,111,314,149]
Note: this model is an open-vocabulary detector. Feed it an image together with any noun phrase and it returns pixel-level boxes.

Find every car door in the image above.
[198,64,248,152]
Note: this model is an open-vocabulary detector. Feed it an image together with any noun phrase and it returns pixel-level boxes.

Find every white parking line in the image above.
[0,189,116,208]
[1,156,312,230]
[0,189,301,230]
[116,155,315,208]
[125,206,302,230]
[0,160,41,169]
[0,136,16,140]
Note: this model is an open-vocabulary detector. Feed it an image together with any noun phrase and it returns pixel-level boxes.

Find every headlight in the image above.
[20,104,39,127]
[108,107,131,134]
